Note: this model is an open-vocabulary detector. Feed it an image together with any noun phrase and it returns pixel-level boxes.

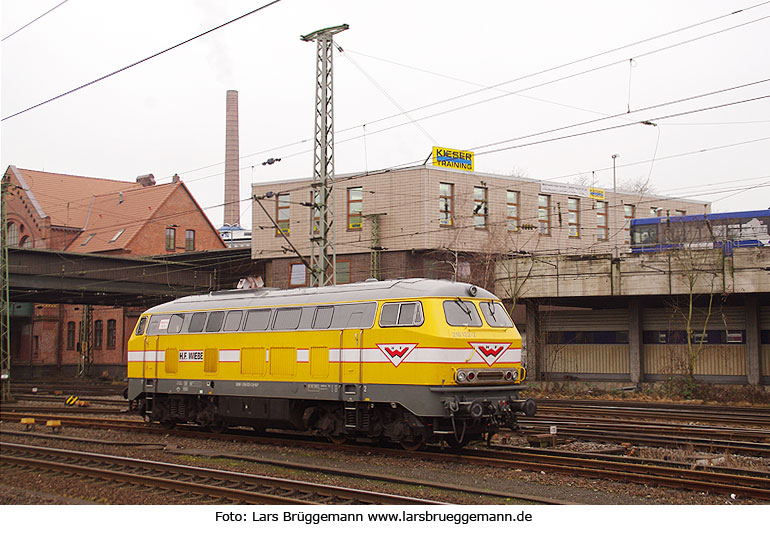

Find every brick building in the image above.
[3,165,227,378]
[251,165,710,299]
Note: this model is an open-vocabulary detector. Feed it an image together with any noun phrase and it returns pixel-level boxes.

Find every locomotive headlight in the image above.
[511,368,519,381]
[456,370,467,383]
[467,371,476,381]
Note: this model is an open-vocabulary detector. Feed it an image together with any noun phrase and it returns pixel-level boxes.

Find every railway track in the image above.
[0,442,443,505]
[2,412,768,501]
[533,400,770,427]
[6,403,770,457]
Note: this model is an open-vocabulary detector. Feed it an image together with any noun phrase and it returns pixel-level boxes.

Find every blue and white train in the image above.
[630,209,770,254]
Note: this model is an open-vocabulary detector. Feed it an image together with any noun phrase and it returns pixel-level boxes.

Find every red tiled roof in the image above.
[14,168,141,229]
[66,182,180,253]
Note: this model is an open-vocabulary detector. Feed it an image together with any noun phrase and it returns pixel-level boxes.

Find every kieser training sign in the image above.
[540,182,605,201]
[432,146,474,171]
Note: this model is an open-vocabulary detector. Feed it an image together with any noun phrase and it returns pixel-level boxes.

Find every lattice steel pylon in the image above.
[77,305,93,377]
[301,24,348,286]
[1,180,12,402]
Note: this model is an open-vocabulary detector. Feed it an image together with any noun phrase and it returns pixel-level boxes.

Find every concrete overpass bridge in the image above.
[495,247,770,386]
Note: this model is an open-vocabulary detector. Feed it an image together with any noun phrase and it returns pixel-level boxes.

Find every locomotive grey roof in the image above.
[143,278,500,314]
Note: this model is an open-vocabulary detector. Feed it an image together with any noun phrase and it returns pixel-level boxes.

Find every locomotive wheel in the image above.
[327,433,348,445]
[206,421,228,434]
[399,436,425,451]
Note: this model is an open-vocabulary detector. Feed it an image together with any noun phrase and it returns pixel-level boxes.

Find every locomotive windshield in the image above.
[443,299,482,327]
[480,301,514,327]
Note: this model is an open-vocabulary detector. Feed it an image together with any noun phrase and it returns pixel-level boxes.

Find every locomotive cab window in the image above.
[379,302,424,327]
[134,317,147,336]
[443,299,482,327]
[480,302,513,327]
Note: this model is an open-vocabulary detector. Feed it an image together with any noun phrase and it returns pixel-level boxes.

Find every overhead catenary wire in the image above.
[150,2,770,186]
[2,0,70,42]
[1,0,283,121]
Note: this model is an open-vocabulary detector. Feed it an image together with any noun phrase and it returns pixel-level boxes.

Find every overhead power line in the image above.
[2,0,70,42]
[1,0,283,121]
[151,1,770,186]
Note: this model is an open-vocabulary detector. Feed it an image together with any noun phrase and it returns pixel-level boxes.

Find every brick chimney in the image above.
[136,173,155,187]
[224,90,240,227]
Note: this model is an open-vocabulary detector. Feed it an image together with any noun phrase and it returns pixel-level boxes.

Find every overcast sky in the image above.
[2,0,769,230]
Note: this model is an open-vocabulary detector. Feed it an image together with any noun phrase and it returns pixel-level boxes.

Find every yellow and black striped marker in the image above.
[65,395,79,406]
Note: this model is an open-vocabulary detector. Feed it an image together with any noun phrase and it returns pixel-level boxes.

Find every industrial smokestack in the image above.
[224,90,240,227]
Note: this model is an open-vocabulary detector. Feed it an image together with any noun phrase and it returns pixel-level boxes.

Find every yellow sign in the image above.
[432,147,474,171]
[588,187,605,201]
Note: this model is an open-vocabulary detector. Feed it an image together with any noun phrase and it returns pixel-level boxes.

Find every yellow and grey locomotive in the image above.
[126,278,535,447]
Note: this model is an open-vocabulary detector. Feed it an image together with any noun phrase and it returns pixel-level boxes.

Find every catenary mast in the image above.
[301,24,348,286]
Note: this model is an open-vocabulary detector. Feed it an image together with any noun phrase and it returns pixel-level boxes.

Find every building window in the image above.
[94,320,103,349]
[624,204,635,243]
[506,191,519,231]
[473,186,488,228]
[568,197,580,237]
[185,230,195,251]
[537,194,551,235]
[289,263,307,287]
[19,235,32,248]
[107,319,116,349]
[6,223,19,246]
[165,228,175,250]
[676,209,687,216]
[597,201,608,240]
[66,321,76,350]
[650,206,662,217]
[439,182,454,226]
[276,193,290,236]
[33,335,39,356]
[347,187,363,230]
[336,260,350,284]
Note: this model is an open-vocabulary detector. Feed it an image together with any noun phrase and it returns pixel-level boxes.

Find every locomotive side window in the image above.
[188,312,207,333]
[480,302,514,327]
[379,301,424,327]
[379,303,399,326]
[298,307,316,330]
[443,299,482,327]
[331,302,377,329]
[313,307,334,329]
[273,308,301,330]
[223,310,243,332]
[244,309,271,331]
[205,311,225,332]
[167,314,185,334]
